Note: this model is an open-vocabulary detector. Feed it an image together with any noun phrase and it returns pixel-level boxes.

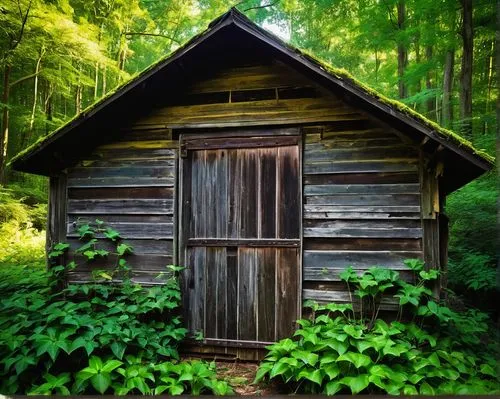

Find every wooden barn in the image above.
[11,9,493,358]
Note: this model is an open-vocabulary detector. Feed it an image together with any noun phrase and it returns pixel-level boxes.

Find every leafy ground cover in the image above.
[0,220,232,395]
[256,260,500,395]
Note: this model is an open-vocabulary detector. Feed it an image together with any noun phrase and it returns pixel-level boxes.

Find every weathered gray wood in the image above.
[47,174,67,270]
[304,160,419,174]
[306,194,420,206]
[303,250,421,269]
[238,248,256,341]
[67,177,174,188]
[67,222,173,239]
[72,254,173,271]
[304,146,418,162]
[183,135,299,150]
[303,205,420,214]
[67,238,173,254]
[68,165,174,179]
[304,211,420,220]
[67,269,173,285]
[68,186,173,200]
[276,248,299,339]
[303,289,399,310]
[67,199,173,214]
[215,247,227,339]
[304,227,422,239]
[278,146,300,238]
[304,267,414,282]
[205,247,218,338]
[257,248,276,342]
[304,238,422,251]
[305,183,420,195]
[187,238,300,247]
[304,172,419,185]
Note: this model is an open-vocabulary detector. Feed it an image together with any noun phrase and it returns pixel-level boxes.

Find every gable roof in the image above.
[11,8,493,193]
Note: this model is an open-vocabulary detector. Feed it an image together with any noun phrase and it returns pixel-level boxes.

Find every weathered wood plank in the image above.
[75,159,173,169]
[98,140,178,150]
[304,267,414,282]
[186,63,312,93]
[304,238,422,251]
[304,219,421,230]
[67,222,173,239]
[226,249,238,340]
[67,176,175,188]
[68,165,174,179]
[67,270,173,285]
[67,199,173,215]
[257,248,276,342]
[205,248,218,338]
[306,194,420,207]
[79,148,176,162]
[276,248,299,339]
[192,247,205,334]
[304,206,420,219]
[304,212,420,220]
[238,248,256,341]
[187,238,300,247]
[278,146,300,239]
[304,172,419,185]
[303,289,398,310]
[183,135,299,150]
[259,147,277,238]
[215,247,227,339]
[304,160,419,174]
[303,250,422,269]
[304,227,422,239]
[68,214,172,224]
[304,146,418,162]
[304,183,420,195]
[67,238,173,255]
[240,149,258,239]
[70,254,173,272]
[68,187,173,200]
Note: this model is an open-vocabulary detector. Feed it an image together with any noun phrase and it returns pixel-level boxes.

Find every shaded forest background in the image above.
[0,0,497,311]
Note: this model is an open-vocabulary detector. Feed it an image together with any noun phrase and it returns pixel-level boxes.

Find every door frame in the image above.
[175,126,303,347]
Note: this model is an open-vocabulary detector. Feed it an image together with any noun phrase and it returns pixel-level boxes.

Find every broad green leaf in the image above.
[403,384,418,395]
[325,381,342,395]
[324,364,340,380]
[269,361,289,378]
[298,368,323,385]
[428,352,441,368]
[419,382,436,395]
[340,374,369,394]
[91,373,111,394]
[479,364,496,377]
[111,342,126,360]
[325,339,349,355]
[337,352,372,369]
[101,359,123,373]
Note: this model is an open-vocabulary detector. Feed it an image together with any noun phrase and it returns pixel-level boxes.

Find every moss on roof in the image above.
[10,10,495,168]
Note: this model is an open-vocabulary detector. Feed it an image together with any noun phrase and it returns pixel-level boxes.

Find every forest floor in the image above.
[215,361,281,395]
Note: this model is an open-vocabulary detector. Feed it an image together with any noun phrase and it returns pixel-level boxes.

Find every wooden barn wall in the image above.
[301,126,423,309]
[60,58,432,312]
[64,129,177,284]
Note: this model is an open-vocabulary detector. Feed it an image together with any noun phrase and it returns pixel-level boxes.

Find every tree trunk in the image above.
[0,64,12,185]
[397,0,408,99]
[94,61,99,99]
[425,46,436,120]
[442,50,455,129]
[102,64,107,95]
[24,51,43,147]
[459,0,473,138]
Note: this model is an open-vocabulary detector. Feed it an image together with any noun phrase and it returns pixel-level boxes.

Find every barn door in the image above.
[179,130,301,349]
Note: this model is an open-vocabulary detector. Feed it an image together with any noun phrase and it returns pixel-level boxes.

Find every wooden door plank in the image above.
[276,248,299,339]
[257,248,276,342]
[238,248,257,341]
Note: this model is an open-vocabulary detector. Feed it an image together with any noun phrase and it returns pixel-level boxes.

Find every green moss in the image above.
[10,10,494,168]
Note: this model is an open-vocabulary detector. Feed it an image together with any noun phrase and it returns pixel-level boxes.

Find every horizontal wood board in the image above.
[66,128,176,285]
[302,124,423,306]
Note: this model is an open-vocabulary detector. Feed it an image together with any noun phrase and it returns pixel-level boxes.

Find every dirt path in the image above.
[215,361,281,395]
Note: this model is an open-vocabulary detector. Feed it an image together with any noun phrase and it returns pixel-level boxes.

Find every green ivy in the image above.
[256,261,500,395]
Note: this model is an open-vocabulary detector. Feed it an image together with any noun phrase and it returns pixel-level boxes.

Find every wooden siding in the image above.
[64,128,176,284]
[302,124,423,304]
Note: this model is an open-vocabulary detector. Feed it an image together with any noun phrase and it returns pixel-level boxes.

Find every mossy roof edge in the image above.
[10,8,494,170]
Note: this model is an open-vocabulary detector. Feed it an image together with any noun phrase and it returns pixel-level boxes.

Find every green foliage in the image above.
[0,186,46,267]
[257,263,500,395]
[0,220,228,395]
